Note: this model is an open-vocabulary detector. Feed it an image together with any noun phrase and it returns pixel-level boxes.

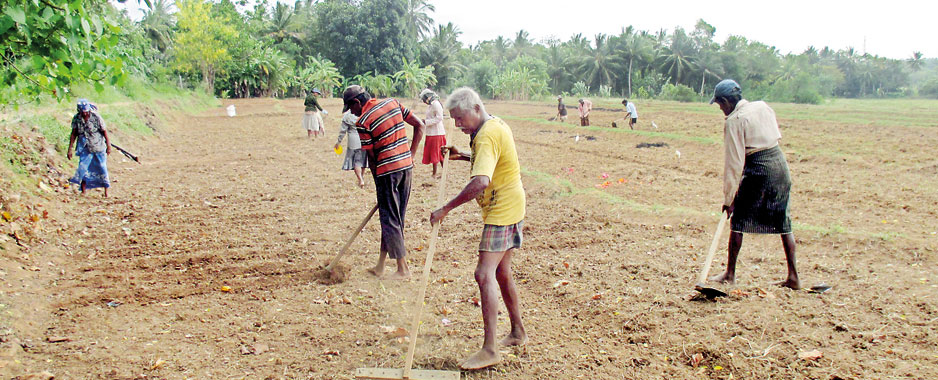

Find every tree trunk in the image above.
[627,57,633,98]
[700,73,706,96]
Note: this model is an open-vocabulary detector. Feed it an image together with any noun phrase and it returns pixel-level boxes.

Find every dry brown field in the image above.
[2,96,937,379]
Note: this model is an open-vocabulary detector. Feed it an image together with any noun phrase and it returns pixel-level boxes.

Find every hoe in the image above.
[694,211,729,299]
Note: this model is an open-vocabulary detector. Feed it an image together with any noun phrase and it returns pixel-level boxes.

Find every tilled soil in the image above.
[4,97,937,379]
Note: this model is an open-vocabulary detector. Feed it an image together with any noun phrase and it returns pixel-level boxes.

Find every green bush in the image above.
[920,78,938,99]
[659,83,698,102]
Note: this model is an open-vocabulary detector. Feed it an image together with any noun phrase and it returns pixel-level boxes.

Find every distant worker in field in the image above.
[419,89,447,179]
[577,98,592,126]
[620,99,638,129]
[708,79,800,290]
[335,110,368,188]
[67,99,112,197]
[343,85,425,280]
[555,95,568,122]
[431,87,527,370]
[302,88,327,138]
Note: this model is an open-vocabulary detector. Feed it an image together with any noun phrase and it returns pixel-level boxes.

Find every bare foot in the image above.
[499,333,527,347]
[386,270,411,281]
[460,348,500,370]
[709,271,735,284]
[776,278,801,290]
[367,265,384,277]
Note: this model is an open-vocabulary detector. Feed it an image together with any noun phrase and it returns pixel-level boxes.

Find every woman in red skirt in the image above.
[420,89,447,179]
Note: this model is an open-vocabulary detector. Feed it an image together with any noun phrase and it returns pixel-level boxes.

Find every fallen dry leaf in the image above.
[691,353,704,367]
[591,293,603,300]
[240,345,252,355]
[150,359,165,370]
[553,279,570,288]
[798,349,823,361]
[730,289,751,297]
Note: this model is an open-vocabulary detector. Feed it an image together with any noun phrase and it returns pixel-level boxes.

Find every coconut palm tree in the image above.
[512,30,533,58]
[141,0,175,53]
[421,22,465,90]
[405,0,435,40]
[267,2,302,44]
[578,34,624,92]
[908,51,924,72]
[656,28,697,86]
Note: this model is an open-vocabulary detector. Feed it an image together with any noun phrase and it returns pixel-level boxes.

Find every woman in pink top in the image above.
[420,89,447,178]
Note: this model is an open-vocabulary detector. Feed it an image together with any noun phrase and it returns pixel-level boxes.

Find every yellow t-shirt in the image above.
[470,117,525,226]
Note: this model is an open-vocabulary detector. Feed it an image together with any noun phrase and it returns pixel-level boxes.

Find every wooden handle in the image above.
[403,150,450,378]
[696,211,728,285]
[324,203,379,271]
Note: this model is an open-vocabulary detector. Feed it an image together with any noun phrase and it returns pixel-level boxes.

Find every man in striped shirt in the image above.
[343,85,425,280]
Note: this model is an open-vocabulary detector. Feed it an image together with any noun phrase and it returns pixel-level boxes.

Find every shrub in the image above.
[920,78,938,99]
[572,81,590,98]
[659,83,697,102]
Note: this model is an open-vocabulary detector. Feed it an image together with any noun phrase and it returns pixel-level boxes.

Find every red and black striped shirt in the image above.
[356,98,413,177]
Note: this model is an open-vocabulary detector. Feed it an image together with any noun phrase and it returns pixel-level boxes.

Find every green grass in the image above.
[0,136,30,176]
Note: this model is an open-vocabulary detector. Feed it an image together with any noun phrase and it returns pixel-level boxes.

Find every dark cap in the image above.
[709,79,741,104]
[342,85,366,112]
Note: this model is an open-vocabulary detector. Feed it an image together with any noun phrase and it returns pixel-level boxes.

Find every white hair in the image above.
[444,87,485,112]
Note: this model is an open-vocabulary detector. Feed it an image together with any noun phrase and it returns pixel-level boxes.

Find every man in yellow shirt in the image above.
[430,87,527,370]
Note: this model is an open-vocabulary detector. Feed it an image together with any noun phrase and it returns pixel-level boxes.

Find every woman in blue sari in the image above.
[67,99,112,197]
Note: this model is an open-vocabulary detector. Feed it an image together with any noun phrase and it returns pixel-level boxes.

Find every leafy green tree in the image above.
[353,71,396,98]
[316,0,415,78]
[173,0,238,93]
[0,0,129,102]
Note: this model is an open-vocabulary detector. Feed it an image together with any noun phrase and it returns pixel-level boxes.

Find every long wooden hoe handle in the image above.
[403,150,450,378]
[325,203,379,272]
[696,211,729,285]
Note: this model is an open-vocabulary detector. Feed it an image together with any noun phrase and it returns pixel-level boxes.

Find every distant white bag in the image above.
[226,105,236,117]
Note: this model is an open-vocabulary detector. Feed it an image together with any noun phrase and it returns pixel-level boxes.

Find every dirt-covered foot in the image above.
[386,270,411,281]
[709,271,735,284]
[366,265,384,277]
[499,333,527,347]
[459,348,500,370]
[776,278,801,290]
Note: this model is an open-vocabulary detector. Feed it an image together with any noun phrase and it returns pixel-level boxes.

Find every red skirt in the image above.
[422,135,447,164]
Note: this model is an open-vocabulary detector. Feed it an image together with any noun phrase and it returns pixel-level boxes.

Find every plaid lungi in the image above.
[731,145,792,234]
[478,221,524,252]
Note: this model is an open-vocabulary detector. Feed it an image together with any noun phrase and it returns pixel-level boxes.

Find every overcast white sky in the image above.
[113,0,935,59]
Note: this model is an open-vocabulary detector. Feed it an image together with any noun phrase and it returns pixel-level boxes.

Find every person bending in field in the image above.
[67,99,111,197]
[577,98,592,126]
[335,110,368,188]
[430,87,527,370]
[619,99,638,129]
[708,79,800,290]
[555,95,568,122]
[343,85,425,280]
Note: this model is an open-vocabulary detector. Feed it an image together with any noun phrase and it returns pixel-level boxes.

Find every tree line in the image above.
[3,0,937,105]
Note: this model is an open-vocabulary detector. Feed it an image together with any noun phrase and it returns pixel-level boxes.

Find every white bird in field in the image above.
[652,121,658,129]
[575,135,580,142]
[676,150,681,160]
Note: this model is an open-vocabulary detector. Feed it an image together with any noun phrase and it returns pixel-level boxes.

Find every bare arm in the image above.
[404,111,425,158]
[430,175,490,225]
[67,130,77,160]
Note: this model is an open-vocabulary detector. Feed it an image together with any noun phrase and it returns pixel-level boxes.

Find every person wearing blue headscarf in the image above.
[67,99,112,197]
